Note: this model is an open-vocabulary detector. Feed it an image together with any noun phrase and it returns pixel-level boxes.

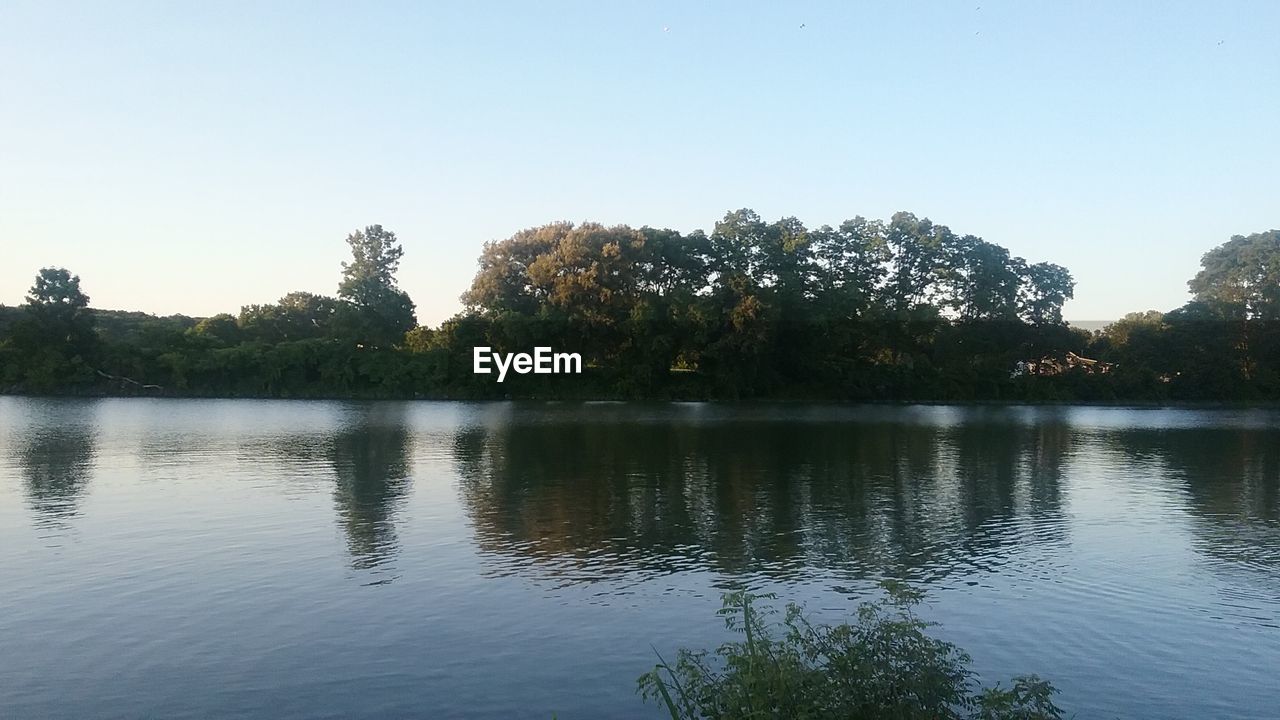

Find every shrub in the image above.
[638,581,1062,720]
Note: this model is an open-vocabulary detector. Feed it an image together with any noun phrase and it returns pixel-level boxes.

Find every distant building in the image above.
[1012,351,1115,378]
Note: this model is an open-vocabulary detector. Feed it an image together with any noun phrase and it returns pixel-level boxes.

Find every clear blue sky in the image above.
[2,1,1276,325]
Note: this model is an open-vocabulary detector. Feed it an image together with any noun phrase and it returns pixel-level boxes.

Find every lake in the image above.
[1,398,1278,719]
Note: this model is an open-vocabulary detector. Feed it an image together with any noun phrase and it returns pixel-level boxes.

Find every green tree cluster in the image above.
[1091,230,1280,401]
[0,268,98,391]
[2,226,434,398]
[457,210,1077,398]
[2,216,1278,403]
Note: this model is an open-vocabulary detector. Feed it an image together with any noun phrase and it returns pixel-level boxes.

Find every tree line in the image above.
[1,211,1277,402]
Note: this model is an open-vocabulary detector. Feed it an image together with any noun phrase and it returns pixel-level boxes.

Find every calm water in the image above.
[1,399,1279,719]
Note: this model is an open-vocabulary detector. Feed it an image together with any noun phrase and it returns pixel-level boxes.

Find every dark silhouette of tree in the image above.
[884,212,952,312]
[810,216,890,319]
[1018,262,1075,326]
[27,268,91,321]
[5,268,99,390]
[945,236,1023,321]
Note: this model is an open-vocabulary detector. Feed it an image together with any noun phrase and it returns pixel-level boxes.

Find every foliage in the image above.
[455,209,1081,398]
[1189,230,1280,320]
[638,584,1063,720]
[2,215,1279,403]
[26,267,90,315]
[2,268,99,391]
[338,224,417,347]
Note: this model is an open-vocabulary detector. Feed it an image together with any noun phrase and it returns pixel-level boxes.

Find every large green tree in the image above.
[337,225,417,346]
[1017,262,1074,325]
[7,268,99,388]
[1189,229,1280,320]
[884,212,952,312]
[944,236,1023,321]
[26,268,92,328]
[810,216,890,319]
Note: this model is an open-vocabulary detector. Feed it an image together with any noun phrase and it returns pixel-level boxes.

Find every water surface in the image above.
[1,398,1278,718]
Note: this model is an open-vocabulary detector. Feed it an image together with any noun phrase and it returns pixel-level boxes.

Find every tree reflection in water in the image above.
[453,406,1075,585]
[1105,427,1280,590]
[329,403,414,578]
[11,400,99,529]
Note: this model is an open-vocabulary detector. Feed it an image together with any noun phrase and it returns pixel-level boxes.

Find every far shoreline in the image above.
[6,389,1280,411]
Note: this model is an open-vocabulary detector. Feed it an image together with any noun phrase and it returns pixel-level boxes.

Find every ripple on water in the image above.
[1,399,1278,719]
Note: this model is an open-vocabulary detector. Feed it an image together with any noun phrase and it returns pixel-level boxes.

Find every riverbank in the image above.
[7,385,1280,409]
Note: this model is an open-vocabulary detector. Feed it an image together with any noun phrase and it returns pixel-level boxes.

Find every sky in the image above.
[2,1,1277,326]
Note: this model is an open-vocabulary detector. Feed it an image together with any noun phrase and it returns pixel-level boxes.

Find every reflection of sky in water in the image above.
[0,398,1277,720]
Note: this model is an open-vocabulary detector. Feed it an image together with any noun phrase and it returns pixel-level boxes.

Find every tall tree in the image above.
[708,209,770,289]
[944,236,1023,321]
[884,212,951,312]
[11,268,99,388]
[634,226,712,296]
[524,222,647,324]
[26,268,92,328]
[810,216,890,319]
[1018,262,1074,325]
[337,225,417,346]
[462,223,566,315]
[1189,230,1280,320]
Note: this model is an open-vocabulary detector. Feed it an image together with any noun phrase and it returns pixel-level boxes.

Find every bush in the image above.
[638,581,1062,720]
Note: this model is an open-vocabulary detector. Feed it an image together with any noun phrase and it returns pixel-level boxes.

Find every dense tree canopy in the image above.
[1189,230,1280,320]
[455,209,1078,395]
[1,215,1277,403]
